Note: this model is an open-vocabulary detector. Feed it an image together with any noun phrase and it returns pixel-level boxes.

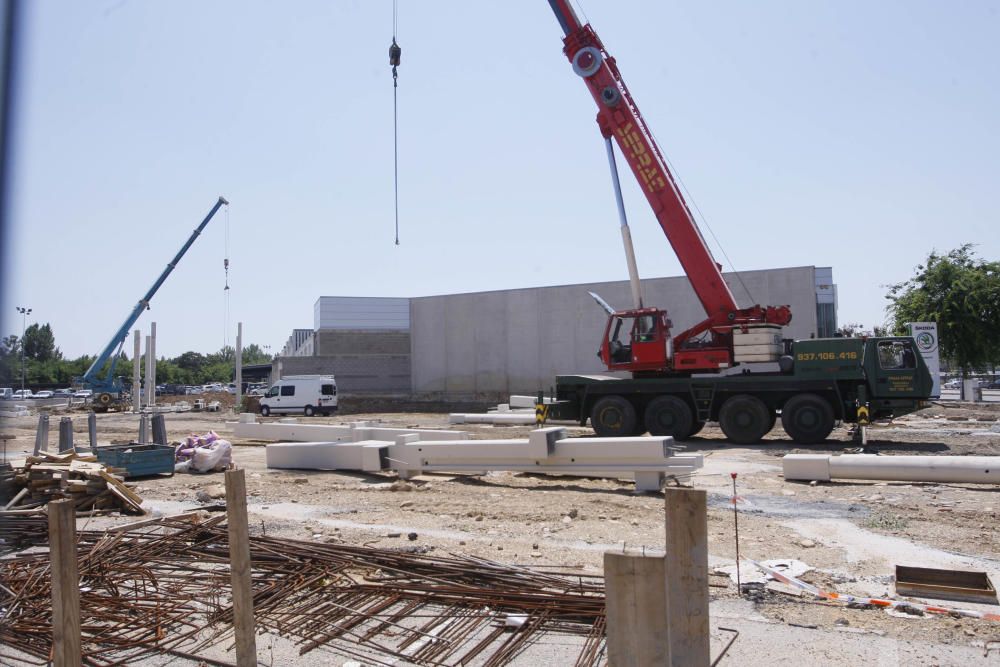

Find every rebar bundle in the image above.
[0,515,607,665]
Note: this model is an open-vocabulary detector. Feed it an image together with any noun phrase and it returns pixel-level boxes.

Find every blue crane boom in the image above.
[81,196,229,407]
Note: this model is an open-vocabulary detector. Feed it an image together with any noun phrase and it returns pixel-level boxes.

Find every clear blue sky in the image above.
[2,0,997,358]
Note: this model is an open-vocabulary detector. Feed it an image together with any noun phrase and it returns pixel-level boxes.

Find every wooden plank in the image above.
[48,499,82,667]
[604,552,668,666]
[663,487,710,666]
[225,469,258,666]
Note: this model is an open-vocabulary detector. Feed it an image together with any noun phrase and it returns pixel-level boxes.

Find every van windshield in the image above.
[266,386,279,397]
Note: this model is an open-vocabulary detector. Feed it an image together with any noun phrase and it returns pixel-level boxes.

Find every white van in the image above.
[0,388,13,400]
[259,375,338,417]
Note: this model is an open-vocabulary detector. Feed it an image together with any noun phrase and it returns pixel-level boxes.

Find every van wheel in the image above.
[590,395,637,437]
[719,394,771,444]
[260,405,270,417]
[644,395,694,439]
[304,405,315,417]
[781,393,834,444]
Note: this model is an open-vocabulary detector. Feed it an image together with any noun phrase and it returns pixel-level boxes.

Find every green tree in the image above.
[886,245,1000,372]
[0,335,21,384]
[22,323,61,361]
[241,343,272,365]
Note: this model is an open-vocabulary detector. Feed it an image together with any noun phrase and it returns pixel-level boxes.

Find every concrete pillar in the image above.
[152,414,166,446]
[87,412,97,454]
[33,413,49,455]
[138,413,149,445]
[58,417,74,453]
[604,553,668,666]
[132,329,141,412]
[235,322,243,411]
[149,322,156,407]
[144,335,152,409]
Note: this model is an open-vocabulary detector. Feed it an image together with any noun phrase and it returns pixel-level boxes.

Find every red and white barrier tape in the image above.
[750,559,1000,623]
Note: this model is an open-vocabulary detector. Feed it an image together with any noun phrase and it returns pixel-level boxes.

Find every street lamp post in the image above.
[15,306,32,393]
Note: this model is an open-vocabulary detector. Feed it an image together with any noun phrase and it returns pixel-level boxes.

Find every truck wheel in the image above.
[590,396,637,438]
[304,405,315,417]
[644,395,694,439]
[719,394,771,444]
[781,393,834,444]
[689,421,706,437]
[260,405,270,417]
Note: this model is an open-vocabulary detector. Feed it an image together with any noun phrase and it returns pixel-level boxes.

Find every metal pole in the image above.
[15,305,30,393]
[731,473,741,596]
[58,417,74,453]
[152,413,166,446]
[604,139,643,310]
[235,322,243,412]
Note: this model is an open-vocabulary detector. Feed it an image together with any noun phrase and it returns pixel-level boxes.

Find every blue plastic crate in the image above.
[95,443,174,478]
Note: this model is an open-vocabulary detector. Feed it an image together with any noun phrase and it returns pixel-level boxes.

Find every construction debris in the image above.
[0,514,608,665]
[1,450,144,515]
[174,430,233,473]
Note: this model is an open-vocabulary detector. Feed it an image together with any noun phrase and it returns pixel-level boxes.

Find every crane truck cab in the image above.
[259,375,338,417]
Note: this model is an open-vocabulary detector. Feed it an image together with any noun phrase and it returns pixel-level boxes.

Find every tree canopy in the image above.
[886,245,1000,372]
[0,321,275,386]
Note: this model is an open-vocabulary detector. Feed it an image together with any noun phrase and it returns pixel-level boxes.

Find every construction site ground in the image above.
[2,400,999,665]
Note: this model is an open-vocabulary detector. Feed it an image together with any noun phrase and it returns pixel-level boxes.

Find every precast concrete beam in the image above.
[448,413,537,425]
[231,420,467,443]
[783,454,1000,484]
[266,440,389,472]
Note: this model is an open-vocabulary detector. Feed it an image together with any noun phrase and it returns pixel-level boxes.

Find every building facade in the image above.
[277,266,836,399]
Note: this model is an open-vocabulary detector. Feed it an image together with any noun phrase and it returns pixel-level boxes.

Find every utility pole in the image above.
[15,306,31,393]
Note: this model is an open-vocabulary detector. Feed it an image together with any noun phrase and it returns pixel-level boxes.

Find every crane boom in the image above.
[546,2,791,371]
[81,196,229,402]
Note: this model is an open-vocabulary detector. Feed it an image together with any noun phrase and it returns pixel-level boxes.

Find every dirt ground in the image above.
[2,401,1000,664]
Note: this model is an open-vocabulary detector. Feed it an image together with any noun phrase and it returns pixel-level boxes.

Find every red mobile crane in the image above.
[547,0,791,375]
[542,2,933,443]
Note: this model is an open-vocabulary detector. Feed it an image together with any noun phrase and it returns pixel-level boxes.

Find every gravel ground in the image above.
[2,401,1000,665]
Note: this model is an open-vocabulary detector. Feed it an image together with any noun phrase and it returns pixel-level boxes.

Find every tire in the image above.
[260,405,271,417]
[689,421,706,437]
[590,395,637,438]
[781,393,835,444]
[98,392,113,406]
[644,395,694,439]
[304,405,315,417]
[719,394,771,444]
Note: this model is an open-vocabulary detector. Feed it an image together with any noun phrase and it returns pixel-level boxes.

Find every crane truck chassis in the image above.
[549,336,933,444]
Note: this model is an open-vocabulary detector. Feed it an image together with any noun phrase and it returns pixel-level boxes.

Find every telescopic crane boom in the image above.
[81,196,229,409]
[546,1,791,374]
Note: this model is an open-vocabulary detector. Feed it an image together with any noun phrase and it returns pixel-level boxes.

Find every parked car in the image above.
[12,389,33,400]
[73,389,93,399]
[33,390,54,399]
[0,388,13,400]
[52,388,75,398]
[186,385,203,395]
[225,383,237,394]
[942,379,962,389]
[984,379,1000,390]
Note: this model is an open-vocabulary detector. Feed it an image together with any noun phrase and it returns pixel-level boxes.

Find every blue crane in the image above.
[81,196,229,410]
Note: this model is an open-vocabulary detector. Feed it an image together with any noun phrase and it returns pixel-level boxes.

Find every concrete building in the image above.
[276,297,412,394]
[277,265,836,399]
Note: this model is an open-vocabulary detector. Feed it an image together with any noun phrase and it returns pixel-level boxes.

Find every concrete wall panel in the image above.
[411,266,820,396]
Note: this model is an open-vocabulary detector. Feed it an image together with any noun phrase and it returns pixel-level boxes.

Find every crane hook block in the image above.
[389,39,401,67]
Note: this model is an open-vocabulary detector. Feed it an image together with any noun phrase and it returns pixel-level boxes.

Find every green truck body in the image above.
[549,336,933,444]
